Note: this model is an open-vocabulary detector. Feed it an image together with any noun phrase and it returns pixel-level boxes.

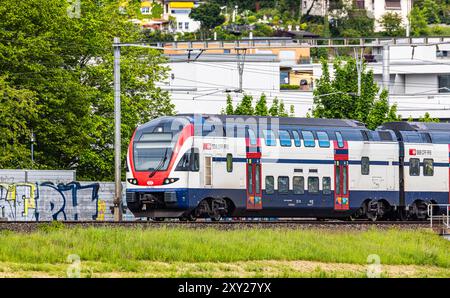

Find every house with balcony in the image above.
[301,0,413,32]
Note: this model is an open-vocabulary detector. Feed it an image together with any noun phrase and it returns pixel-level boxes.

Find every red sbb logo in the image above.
[409,149,416,156]
[203,143,212,150]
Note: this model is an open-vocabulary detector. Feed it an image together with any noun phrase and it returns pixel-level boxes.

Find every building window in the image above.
[308,177,319,194]
[409,158,420,176]
[263,129,276,146]
[278,176,289,194]
[361,157,370,175]
[292,130,301,147]
[280,71,289,85]
[178,22,183,29]
[265,176,274,194]
[185,22,189,30]
[224,49,231,54]
[437,50,450,58]
[141,7,150,14]
[279,130,292,147]
[323,177,331,195]
[355,0,365,9]
[423,159,434,176]
[302,131,315,147]
[438,75,450,93]
[226,154,233,173]
[317,131,330,148]
[385,0,401,9]
[293,176,304,194]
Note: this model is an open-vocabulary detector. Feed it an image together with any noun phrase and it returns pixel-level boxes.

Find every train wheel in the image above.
[152,217,165,221]
[187,213,197,222]
[210,212,222,221]
[179,217,188,222]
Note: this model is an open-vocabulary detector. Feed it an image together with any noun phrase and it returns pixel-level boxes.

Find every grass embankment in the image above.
[0,225,448,277]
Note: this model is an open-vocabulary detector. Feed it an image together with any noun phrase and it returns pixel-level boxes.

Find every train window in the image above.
[335,166,341,195]
[175,148,199,172]
[246,128,257,146]
[302,131,315,147]
[255,165,261,192]
[322,177,331,195]
[342,167,348,195]
[423,159,434,176]
[293,176,304,194]
[278,176,289,194]
[279,130,292,147]
[308,177,319,194]
[361,157,370,175]
[409,158,420,176]
[263,129,276,146]
[247,165,253,195]
[226,154,233,173]
[265,176,274,194]
[292,130,301,147]
[336,132,344,148]
[317,131,330,148]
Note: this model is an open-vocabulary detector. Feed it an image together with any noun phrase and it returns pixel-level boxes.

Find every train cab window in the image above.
[409,158,420,176]
[265,176,275,194]
[226,154,233,172]
[246,127,257,146]
[255,165,261,192]
[279,130,292,147]
[263,129,276,146]
[317,131,330,148]
[308,177,319,194]
[322,177,331,195]
[302,131,315,147]
[423,159,434,176]
[335,132,344,148]
[293,176,304,194]
[342,167,348,195]
[292,130,301,147]
[361,157,370,175]
[175,148,199,172]
[278,176,289,194]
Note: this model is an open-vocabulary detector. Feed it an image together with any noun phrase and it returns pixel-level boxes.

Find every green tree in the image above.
[422,0,441,24]
[379,12,405,36]
[278,100,289,117]
[0,0,174,180]
[269,98,280,116]
[289,105,295,117]
[419,112,440,122]
[190,2,226,37]
[225,94,235,115]
[234,94,254,115]
[409,7,429,36]
[0,77,37,168]
[313,58,400,129]
[255,93,269,116]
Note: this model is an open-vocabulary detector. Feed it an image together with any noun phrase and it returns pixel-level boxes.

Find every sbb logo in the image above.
[409,149,416,156]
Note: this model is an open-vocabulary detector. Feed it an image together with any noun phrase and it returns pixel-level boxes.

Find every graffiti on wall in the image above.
[0,182,106,221]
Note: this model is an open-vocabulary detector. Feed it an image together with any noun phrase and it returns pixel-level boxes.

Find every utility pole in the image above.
[405,0,411,37]
[113,37,123,221]
[382,44,390,104]
[236,48,247,92]
[354,48,363,97]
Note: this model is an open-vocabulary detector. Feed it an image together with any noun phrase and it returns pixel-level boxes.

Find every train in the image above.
[125,114,450,221]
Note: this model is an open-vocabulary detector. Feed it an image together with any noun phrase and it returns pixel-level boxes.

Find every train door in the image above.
[334,161,349,210]
[333,136,349,211]
[246,127,262,210]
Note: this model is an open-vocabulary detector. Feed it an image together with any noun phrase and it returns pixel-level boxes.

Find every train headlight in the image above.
[163,178,179,185]
[127,178,138,185]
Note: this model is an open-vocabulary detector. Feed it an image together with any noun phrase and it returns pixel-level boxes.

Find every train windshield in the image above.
[133,133,174,172]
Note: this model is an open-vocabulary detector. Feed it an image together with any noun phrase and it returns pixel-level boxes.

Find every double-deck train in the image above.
[125,114,450,221]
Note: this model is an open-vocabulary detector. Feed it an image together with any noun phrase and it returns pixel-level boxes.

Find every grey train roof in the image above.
[176,114,367,129]
[380,122,450,132]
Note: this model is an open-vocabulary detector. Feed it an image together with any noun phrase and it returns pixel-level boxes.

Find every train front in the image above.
[125,116,194,219]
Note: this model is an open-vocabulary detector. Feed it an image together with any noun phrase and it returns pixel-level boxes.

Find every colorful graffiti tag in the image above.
[0,182,105,221]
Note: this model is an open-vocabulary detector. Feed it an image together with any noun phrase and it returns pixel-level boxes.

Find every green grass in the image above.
[0,227,448,277]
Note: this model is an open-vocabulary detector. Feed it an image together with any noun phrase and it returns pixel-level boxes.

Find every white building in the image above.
[301,0,413,32]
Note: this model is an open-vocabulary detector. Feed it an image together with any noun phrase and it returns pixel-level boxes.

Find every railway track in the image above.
[0,219,431,233]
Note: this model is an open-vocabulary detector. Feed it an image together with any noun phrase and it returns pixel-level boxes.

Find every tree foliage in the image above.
[379,12,405,36]
[190,2,225,33]
[0,0,174,180]
[223,94,291,117]
[313,58,401,130]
